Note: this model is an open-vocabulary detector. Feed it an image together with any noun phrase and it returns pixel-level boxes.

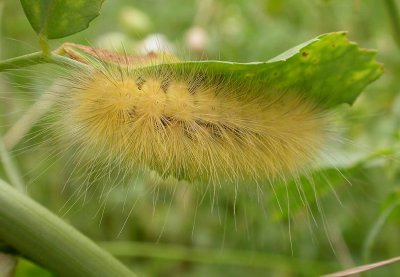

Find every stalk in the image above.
[0,51,87,72]
[384,0,400,49]
[0,179,135,277]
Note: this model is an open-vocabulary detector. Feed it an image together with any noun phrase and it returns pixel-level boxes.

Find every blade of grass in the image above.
[362,199,400,262]
[99,241,338,275]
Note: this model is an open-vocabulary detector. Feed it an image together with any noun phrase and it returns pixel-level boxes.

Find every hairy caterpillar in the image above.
[1,35,382,250]
[0,0,392,271]
[59,52,332,187]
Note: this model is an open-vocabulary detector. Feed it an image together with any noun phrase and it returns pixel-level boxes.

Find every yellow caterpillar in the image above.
[59,52,332,186]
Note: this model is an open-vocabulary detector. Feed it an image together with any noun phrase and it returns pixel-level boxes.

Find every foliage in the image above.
[0,0,398,276]
[20,0,104,39]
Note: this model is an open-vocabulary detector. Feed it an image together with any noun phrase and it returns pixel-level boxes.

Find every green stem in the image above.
[0,179,135,277]
[38,34,51,56]
[384,0,400,50]
[100,241,338,275]
[50,53,89,69]
[0,52,47,71]
[0,138,25,193]
[3,84,58,150]
[0,51,88,72]
[362,199,400,262]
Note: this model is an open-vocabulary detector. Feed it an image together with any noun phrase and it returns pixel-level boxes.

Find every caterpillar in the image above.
[58,49,333,187]
[0,37,383,253]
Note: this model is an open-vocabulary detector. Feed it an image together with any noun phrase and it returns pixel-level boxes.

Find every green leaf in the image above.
[142,32,383,109]
[267,146,392,222]
[20,0,104,39]
[61,32,382,109]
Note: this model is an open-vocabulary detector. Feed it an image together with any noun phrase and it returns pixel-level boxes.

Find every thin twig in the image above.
[323,256,400,277]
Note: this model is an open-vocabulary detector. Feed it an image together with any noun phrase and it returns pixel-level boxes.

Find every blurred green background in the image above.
[1,0,400,276]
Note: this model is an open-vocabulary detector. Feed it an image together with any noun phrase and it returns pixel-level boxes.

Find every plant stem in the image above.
[0,179,135,277]
[384,0,400,50]
[38,34,51,56]
[50,53,89,69]
[100,241,337,275]
[0,138,25,193]
[0,51,88,72]
[3,81,60,150]
[0,52,47,71]
[362,199,400,262]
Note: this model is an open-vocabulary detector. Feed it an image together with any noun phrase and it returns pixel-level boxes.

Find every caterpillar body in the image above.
[60,55,332,186]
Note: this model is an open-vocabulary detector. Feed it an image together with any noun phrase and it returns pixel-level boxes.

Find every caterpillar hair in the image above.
[57,49,335,187]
